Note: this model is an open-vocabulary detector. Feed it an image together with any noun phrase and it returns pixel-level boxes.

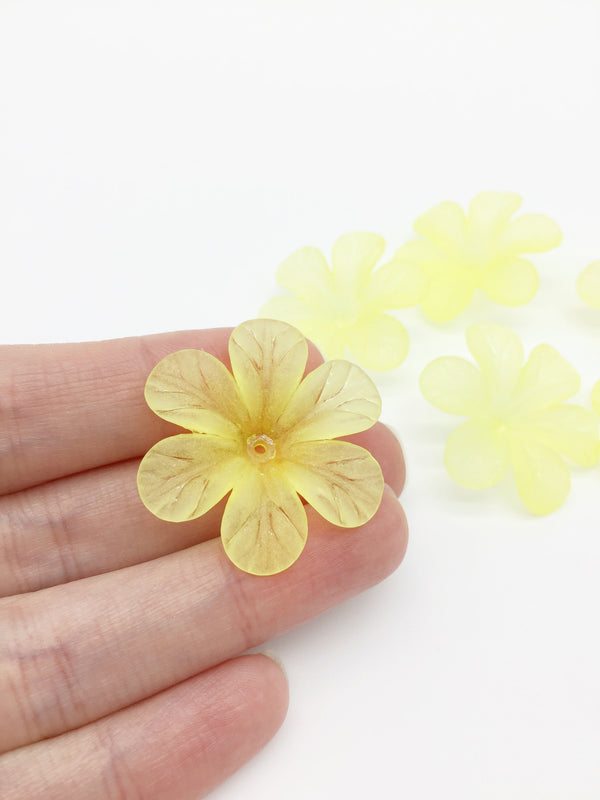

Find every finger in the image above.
[344,421,406,496]
[0,488,407,751]
[0,654,288,800]
[0,330,324,495]
[0,422,404,596]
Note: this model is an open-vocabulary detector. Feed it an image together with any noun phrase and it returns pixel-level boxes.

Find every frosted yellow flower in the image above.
[137,319,384,575]
[577,260,600,309]
[420,323,599,514]
[593,381,600,416]
[260,232,426,371]
[396,191,562,322]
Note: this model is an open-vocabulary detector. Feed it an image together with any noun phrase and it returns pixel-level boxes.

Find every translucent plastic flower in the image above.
[420,323,599,514]
[577,260,600,309]
[593,381,600,417]
[260,232,426,371]
[137,319,384,575]
[396,191,562,322]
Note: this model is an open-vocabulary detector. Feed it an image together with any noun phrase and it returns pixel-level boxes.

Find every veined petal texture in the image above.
[229,318,308,427]
[137,433,243,522]
[221,465,308,576]
[279,359,381,442]
[144,349,249,437]
[284,440,383,527]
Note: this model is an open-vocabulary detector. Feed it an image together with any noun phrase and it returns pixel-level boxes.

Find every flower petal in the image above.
[144,349,249,437]
[284,440,383,527]
[480,256,540,306]
[577,261,600,309]
[510,436,571,515]
[444,420,511,489]
[394,238,444,270]
[260,297,347,360]
[420,356,488,416]
[593,380,600,416]
[420,276,474,322]
[331,232,386,288]
[137,433,243,522]
[229,319,308,427]
[275,246,333,305]
[498,214,562,254]
[346,313,409,371]
[366,258,427,310]
[511,344,580,415]
[294,320,347,360]
[221,465,307,575]
[413,201,466,255]
[465,323,523,404]
[260,294,316,326]
[279,360,381,443]
[466,191,522,235]
[527,405,600,467]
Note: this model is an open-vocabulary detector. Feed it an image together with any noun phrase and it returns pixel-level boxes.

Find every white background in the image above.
[1,1,599,798]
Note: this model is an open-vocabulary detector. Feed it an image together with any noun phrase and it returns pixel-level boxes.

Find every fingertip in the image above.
[343,421,406,496]
[382,484,409,574]
[244,653,290,733]
[305,339,325,372]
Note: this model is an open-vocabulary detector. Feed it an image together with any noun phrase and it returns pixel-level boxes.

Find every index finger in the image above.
[0,329,324,496]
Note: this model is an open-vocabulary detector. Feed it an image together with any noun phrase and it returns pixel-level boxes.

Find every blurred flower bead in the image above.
[260,232,426,370]
[420,323,599,514]
[397,191,562,322]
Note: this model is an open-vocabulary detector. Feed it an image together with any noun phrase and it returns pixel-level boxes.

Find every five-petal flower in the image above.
[395,191,562,322]
[137,319,384,575]
[260,232,426,370]
[420,323,599,514]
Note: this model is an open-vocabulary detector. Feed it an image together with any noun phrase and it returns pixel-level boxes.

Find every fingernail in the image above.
[259,650,287,677]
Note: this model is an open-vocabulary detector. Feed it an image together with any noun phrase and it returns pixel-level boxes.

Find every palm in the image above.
[0,328,407,800]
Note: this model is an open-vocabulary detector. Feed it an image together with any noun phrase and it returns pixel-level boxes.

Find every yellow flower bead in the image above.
[137,319,384,575]
[593,380,600,417]
[577,260,600,309]
[420,323,599,515]
[260,232,427,370]
[397,191,562,322]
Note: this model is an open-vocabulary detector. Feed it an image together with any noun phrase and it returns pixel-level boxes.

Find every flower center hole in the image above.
[247,434,276,464]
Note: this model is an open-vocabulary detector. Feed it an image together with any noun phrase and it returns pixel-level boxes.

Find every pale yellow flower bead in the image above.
[420,323,599,515]
[260,232,427,370]
[577,260,600,309]
[137,319,384,575]
[397,191,562,322]
[593,381,600,417]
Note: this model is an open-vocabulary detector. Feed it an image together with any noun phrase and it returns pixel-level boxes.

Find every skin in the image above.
[0,328,408,799]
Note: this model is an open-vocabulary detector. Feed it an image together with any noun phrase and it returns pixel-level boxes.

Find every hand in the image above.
[0,328,408,799]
